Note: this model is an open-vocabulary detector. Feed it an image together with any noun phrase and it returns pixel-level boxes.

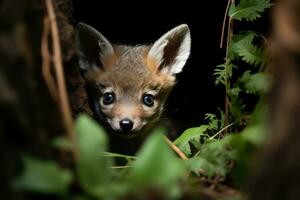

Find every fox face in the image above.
[75,23,191,137]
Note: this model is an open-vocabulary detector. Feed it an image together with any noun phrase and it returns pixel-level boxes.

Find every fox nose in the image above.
[119,118,134,132]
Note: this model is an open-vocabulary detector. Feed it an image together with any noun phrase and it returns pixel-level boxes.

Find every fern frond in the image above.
[231,32,263,67]
[229,0,271,21]
[213,63,234,86]
[243,72,271,94]
[234,70,271,94]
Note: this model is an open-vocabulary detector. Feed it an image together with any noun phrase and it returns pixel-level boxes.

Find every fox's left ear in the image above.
[75,22,115,72]
[147,24,191,75]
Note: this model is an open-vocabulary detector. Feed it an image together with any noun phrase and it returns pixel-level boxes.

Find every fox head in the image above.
[75,23,191,137]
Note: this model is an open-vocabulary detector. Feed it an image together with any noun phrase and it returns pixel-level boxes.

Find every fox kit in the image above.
[75,23,191,154]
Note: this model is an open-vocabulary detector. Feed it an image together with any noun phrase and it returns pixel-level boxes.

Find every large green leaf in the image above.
[174,125,209,156]
[13,155,72,195]
[75,114,113,198]
[129,131,186,198]
[229,0,271,21]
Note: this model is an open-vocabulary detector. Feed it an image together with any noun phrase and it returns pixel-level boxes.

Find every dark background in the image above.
[72,0,269,132]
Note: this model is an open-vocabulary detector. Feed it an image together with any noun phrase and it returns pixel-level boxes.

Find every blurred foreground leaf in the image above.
[75,114,115,198]
[13,155,72,195]
[129,130,186,198]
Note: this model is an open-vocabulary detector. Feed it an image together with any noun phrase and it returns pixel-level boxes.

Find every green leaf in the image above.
[233,71,271,95]
[129,131,186,198]
[230,95,246,122]
[231,32,263,67]
[240,124,267,146]
[230,87,242,97]
[13,155,72,194]
[189,138,232,179]
[229,0,271,21]
[188,156,227,179]
[205,113,219,130]
[75,114,113,198]
[226,124,267,185]
[243,72,271,94]
[214,63,234,86]
[174,125,209,156]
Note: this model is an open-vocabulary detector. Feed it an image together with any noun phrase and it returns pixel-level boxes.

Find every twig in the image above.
[163,136,188,160]
[220,0,231,49]
[45,0,78,159]
[109,165,132,169]
[102,152,137,160]
[41,16,58,101]
[209,123,235,140]
[224,0,235,133]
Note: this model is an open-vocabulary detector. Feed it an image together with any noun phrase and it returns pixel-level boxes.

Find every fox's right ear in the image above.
[75,22,115,71]
[147,24,191,76]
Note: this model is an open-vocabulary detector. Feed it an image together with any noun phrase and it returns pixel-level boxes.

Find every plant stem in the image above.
[164,136,188,160]
[220,0,231,49]
[209,123,234,140]
[45,0,78,160]
[102,152,137,160]
[223,0,235,134]
[224,20,231,134]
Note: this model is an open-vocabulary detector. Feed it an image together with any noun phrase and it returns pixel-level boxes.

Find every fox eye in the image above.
[103,92,115,105]
[143,94,154,107]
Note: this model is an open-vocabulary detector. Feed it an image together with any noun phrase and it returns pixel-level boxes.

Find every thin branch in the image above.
[164,136,188,160]
[220,0,231,49]
[102,152,137,160]
[41,16,58,101]
[209,123,235,140]
[45,0,78,159]
[109,165,132,169]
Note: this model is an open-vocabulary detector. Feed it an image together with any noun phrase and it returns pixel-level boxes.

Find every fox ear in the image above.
[147,24,191,75]
[75,22,115,71]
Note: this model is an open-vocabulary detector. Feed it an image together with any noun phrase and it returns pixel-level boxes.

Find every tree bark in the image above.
[249,0,300,199]
[0,0,85,199]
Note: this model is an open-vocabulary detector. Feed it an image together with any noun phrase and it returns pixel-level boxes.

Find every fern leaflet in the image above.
[231,32,263,67]
[229,0,272,21]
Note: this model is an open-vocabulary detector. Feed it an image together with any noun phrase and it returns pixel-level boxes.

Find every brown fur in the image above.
[84,45,175,89]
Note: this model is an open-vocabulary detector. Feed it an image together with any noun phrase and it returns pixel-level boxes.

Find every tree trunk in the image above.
[249,0,300,199]
[0,0,85,199]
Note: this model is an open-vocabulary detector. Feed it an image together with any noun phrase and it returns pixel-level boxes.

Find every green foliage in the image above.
[229,0,271,21]
[184,107,267,181]
[205,113,219,130]
[214,63,234,86]
[230,32,263,67]
[75,114,116,199]
[174,125,209,156]
[129,131,186,199]
[13,155,72,195]
[188,142,230,179]
[215,0,271,128]
[205,112,225,131]
[179,0,271,183]
[14,116,187,200]
[232,70,271,95]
